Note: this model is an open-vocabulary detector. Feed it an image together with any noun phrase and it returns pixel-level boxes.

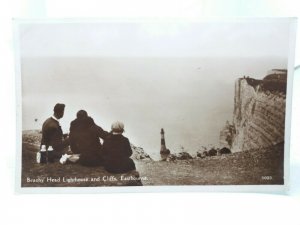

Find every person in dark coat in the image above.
[69,110,109,166]
[41,103,70,160]
[102,121,136,173]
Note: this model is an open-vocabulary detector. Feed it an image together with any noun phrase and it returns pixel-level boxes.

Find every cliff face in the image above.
[220,70,287,153]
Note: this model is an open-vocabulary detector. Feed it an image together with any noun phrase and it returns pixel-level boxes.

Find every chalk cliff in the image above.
[220,69,287,152]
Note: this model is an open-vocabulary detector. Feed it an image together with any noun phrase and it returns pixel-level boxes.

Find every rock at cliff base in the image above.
[219,147,231,155]
[130,144,152,161]
[176,152,193,160]
[207,149,217,156]
[163,152,193,161]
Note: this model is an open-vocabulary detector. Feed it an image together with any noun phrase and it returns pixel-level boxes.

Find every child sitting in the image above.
[102,121,136,173]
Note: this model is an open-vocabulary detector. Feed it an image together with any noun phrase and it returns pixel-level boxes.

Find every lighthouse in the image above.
[160,128,170,155]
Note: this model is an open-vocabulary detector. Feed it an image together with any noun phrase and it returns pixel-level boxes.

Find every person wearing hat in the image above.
[40,103,70,160]
[102,121,136,173]
[69,110,109,166]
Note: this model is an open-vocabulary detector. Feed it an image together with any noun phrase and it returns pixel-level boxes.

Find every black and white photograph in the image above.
[16,19,296,190]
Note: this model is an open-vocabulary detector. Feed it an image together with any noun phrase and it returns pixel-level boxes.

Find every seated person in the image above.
[41,103,70,160]
[69,110,109,166]
[102,121,136,173]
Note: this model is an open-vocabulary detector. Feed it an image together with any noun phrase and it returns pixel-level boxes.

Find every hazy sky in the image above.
[19,21,290,158]
[19,20,291,58]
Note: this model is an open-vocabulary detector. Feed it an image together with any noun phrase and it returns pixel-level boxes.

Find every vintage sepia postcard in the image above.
[14,18,297,193]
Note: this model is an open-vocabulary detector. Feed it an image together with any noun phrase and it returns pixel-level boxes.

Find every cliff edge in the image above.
[220,69,287,152]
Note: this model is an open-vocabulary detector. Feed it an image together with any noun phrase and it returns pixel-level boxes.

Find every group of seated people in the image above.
[40,104,136,174]
[69,110,136,173]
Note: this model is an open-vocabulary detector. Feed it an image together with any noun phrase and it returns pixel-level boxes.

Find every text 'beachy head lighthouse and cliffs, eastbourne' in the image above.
[17,19,296,190]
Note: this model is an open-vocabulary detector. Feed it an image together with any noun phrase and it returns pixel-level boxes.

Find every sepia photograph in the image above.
[16,19,296,191]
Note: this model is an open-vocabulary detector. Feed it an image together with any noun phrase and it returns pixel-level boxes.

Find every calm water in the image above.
[21,57,287,158]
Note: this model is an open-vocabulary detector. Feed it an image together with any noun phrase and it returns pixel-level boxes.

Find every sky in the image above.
[19,20,291,58]
[19,20,291,158]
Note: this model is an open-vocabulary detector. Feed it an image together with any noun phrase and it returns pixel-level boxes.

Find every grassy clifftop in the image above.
[22,143,143,187]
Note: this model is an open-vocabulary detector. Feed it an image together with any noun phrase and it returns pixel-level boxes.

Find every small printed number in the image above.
[261,176,273,180]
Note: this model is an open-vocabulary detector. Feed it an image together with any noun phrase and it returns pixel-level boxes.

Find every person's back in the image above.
[41,103,70,160]
[42,117,61,144]
[103,121,136,173]
[70,116,99,153]
[69,110,109,166]
[103,134,132,159]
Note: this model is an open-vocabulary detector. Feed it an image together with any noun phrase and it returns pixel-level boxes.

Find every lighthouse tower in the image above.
[160,128,170,155]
